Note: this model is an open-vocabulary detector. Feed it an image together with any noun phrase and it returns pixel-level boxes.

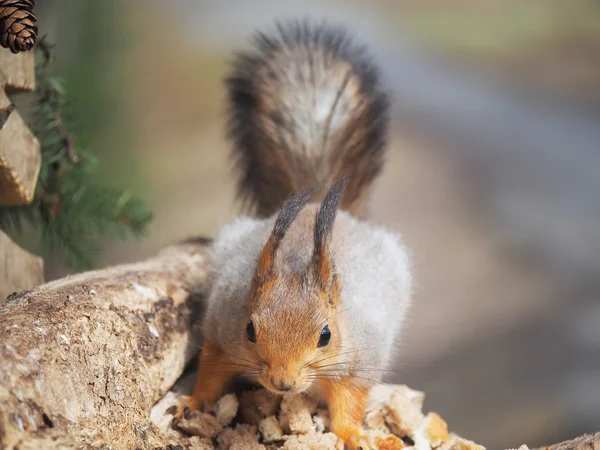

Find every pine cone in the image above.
[0,0,37,54]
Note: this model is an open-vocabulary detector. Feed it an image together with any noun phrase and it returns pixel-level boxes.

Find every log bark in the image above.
[0,238,212,449]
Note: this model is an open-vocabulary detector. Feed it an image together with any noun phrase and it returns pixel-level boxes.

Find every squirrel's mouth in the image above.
[259,377,310,396]
[267,386,296,395]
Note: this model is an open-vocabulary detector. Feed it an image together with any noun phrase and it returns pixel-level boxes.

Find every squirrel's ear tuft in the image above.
[253,187,313,287]
[311,174,348,290]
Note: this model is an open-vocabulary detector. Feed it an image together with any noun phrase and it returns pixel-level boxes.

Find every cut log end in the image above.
[0,88,41,206]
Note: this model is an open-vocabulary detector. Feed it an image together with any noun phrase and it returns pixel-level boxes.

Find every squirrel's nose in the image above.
[270,377,294,392]
[273,381,293,392]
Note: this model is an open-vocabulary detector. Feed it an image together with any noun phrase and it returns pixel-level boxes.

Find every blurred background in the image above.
[33,0,600,448]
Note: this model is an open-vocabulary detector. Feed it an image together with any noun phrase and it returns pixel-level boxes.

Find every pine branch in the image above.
[0,36,153,271]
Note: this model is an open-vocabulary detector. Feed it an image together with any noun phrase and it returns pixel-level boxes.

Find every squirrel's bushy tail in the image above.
[225,19,389,218]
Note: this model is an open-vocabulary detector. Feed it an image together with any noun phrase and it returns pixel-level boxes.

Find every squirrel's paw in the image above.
[347,434,371,450]
[171,395,213,421]
[171,396,195,421]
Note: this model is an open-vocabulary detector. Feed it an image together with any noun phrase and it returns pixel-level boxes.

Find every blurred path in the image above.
[174,0,600,276]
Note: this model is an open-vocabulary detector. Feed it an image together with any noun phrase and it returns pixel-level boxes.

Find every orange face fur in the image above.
[242,270,343,395]
[240,176,349,395]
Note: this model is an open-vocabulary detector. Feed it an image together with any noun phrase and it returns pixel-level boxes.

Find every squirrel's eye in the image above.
[318,325,331,348]
[246,320,256,343]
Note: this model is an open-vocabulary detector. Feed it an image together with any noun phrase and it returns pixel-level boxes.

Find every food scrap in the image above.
[167,384,487,450]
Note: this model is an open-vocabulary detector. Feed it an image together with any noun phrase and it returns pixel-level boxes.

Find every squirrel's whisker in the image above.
[308,344,389,368]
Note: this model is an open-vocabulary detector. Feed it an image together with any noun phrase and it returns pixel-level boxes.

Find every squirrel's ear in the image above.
[310,174,348,291]
[252,187,313,288]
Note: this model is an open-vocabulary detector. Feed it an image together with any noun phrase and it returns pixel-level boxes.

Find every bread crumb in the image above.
[171,384,485,450]
[217,427,239,450]
[256,390,282,417]
[368,385,425,413]
[239,390,281,425]
[438,433,486,450]
[422,412,448,447]
[279,394,315,434]
[259,416,284,443]
[375,434,405,450]
[188,436,215,450]
[365,409,391,435]
[312,408,330,433]
[287,408,314,434]
[239,391,263,425]
[176,410,222,438]
[218,424,261,450]
[383,387,425,436]
[230,435,266,450]
[216,393,239,426]
[366,429,389,449]
[412,432,433,450]
[283,432,344,450]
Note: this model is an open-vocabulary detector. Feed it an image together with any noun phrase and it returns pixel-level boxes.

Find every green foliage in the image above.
[0,39,153,271]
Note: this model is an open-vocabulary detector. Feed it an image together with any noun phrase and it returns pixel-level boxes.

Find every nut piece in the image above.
[259,416,284,443]
[283,432,344,450]
[422,412,449,447]
[216,393,240,426]
[176,410,222,438]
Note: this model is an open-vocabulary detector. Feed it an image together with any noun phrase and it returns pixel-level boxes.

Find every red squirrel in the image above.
[178,20,412,450]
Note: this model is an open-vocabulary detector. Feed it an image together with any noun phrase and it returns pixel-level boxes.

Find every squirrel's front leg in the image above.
[174,339,237,419]
[321,378,370,450]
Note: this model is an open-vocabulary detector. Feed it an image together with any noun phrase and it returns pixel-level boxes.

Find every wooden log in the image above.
[0,48,35,94]
[0,235,597,449]
[0,238,212,449]
[535,432,600,450]
[0,103,14,129]
[0,230,44,302]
